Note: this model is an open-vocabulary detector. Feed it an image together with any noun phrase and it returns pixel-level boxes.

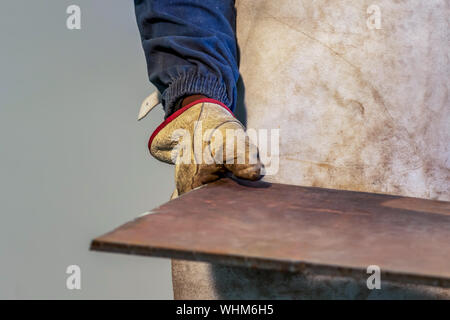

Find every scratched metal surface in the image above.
[91,178,450,287]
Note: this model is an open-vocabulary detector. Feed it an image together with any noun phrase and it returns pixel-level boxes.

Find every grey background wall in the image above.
[0,1,174,299]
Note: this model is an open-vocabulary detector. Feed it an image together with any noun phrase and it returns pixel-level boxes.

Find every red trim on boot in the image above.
[148,98,235,150]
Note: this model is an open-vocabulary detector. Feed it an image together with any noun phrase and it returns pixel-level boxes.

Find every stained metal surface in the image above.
[91,178,450,287]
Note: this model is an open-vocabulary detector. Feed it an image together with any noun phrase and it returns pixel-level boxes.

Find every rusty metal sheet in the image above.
[91,178,450,287]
